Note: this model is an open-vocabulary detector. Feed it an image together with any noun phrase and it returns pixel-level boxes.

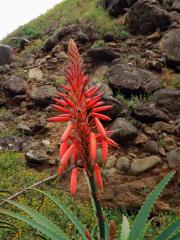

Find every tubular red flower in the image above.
[48,116,70,122]
[102,140,108,161]
[94,163,103,189]
[59,141,68,159]
[70,168,78,196]
[89,132,97,162]
[92,105,113,112]
[60,144,75,168]
[85,228,92,240]
[51,104,70,113]
[61,123,74,142]
[52,98,68,106]
[91,112,111,121]
[95,117,107,138]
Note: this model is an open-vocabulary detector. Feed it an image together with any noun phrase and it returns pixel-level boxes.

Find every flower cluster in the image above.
[48,39,118,196]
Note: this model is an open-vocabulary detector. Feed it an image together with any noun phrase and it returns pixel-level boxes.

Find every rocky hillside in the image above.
[0,0,180,211]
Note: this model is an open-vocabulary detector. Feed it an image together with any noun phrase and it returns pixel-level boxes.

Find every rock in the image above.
[116,156,130,171]
[0,136,24,151]
[102,96,126,119]
[22,53,35,66]
[163,136,177,151]
[159,29,180,68]
[133,103,169,123]
[154,89,180,113]
[170,11,180,24]
[105,155,117,169]
[108,118,138,143]
[172,0,180,12]
[108,64,162,96]
[147,31,161,41]
[135,133,149,144]
[43,37,57,52]
[166,148,180,170]
[87,47,121,63]
[104,32,116,42]
[17,122,32,135]
[127,0,172,35]
[29,85,56,106]
[130,156,162,175]
[0,44,13,65]
[29,68,43,81]
[143,141,159,154]
[107,168,119,177]
[152,122,176,134]
[56,51,68,61]
[106,0,137,17]
[77,32,89,43]
[93,65,109,83]
[42,139,51,149]
[25,149,49,164]
[3,76,27,97]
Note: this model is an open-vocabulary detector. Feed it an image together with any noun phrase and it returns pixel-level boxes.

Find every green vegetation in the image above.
[0,152,179,239]
[172,75,180,89]
[2,0,121,46]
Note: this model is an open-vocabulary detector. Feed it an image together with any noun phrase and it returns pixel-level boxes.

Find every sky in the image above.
[0,0,63,40]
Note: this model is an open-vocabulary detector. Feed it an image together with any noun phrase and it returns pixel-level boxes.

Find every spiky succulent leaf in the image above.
[155,219,180,240]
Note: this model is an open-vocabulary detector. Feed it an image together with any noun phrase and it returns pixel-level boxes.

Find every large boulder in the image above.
[0,44,13,65]
[133,103,169,123]
[127,0,172,35]
[108,64,162,96]
[159,29,180,68]
[106,0,137,17]
[154,89,180,112]
[87,47,121,63]
[108,117,138,143]
[3,76,27,97]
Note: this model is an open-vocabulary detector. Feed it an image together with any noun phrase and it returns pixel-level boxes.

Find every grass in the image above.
[0,152,178,239]
[1,0,121,48]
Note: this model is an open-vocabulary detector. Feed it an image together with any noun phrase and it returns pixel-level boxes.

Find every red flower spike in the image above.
[70,168,79,196]
[92,105,113,113]
[48,116,70,122]
[61,123,74,142]
[51,104,70,114]
[85,228,92,240]
[102,140,108,161]
[89,132,97,162]
[91,112,111,121]
[59,141,68,159]
[49,39,119,197]
[94,163,103,189]
[95,117,107,138]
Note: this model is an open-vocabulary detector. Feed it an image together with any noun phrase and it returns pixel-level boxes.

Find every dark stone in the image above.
[77,32,89,43]
[87,47,121,63]
[106,0,137,17]
[29,85,57,106]
[108,64,162,96]
[104,32,116,42]
[154,89,180,112]
[133,103,169,123]
[143,141,159,154]
[3,76,27,97]
[127,0,172,35]
[0,44,13,65]
[159,29,180,68]
[108,117,138,143]
[172,0,180,12]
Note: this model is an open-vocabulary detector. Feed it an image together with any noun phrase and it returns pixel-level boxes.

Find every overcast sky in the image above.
[0,0,63,40]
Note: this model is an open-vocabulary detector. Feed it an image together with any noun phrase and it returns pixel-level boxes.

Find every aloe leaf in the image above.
[31,188,87,240]
[169,233,180,240]
[155,219,180,240]
[128,171,175,240]
[120,216,130,240]
[6,200,68,240]
[0,220,18,231]
[105,222,110,240]
[0,209,67,240]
